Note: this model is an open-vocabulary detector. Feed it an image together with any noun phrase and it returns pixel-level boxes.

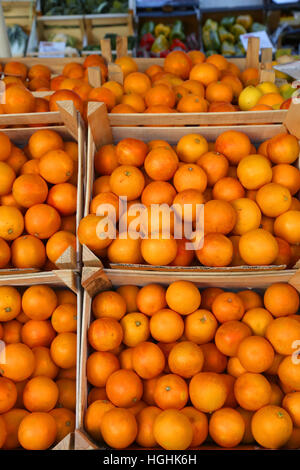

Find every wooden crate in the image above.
[75,266,300,450]
[0,101,85,274]
[81,100,300,277]
[0,269,82,450]
[85,12,134,45]
[3,0,35,33]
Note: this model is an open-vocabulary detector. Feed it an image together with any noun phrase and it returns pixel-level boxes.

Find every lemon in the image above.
[257,81,279,95]
[238,86,263,111]
[279,83,295,100]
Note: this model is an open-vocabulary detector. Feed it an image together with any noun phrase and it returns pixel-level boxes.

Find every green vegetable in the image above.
[140,21,155,36]
[220,17,235,29]
[7,24,28,57]
[48,32,77,48]
[218,26,235,44]
[221,41,236,56]
[275,48,292,59]
[235,42,246,56]
[251,22,267,32]
[154,24,171,38]
[170,20,185,41]
[230,23,247,40]
[203,19,218,32]
[206,50,219,57]
[236,15,253,31]
[151,35,169,53]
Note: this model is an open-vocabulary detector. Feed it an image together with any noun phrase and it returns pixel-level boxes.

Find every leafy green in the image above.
[43,0,128,15]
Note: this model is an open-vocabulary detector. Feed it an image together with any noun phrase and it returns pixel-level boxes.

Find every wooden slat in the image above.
[246,36,260,69]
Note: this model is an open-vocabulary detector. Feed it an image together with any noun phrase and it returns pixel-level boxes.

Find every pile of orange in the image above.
[0,52,290,120]
[78,130,300,268]
[0,129,78,270]
[0,285,77,450]
[84,280,300,449]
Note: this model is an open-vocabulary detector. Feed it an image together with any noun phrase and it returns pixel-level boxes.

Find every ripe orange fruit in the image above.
[0,343,35,381]
[23,376,58,412]
[107,235,143,264]
[209,407,245,448]
[237,154,272,190]
[47,183,77,216]
[46,230,76,263]
[106,369,143,408]
[6,146,27,172]
[164,51,192,79]
[88,87,116,111]
[116,138,148,167]
[21,320,55,348]
[132,341,165,379]
[100,408,138,449]
[50,332,77,369]
[51,304,77,333]
[166,280,201,315]
[0,286,21,321]
[110,165,145,200]
[184,309,218,344]
[136,406,161,448]
[88,318,123,352]
[204,199,237,234]
[84,399,115,441]
[212,177,245,202]
[267,133,299,164]
[173,163,207,193]
[120,312,150,347]
[123,72,151,96]
[239,228,279,266]
[206,81,233,103]
[0,162,16,196]
[251,405,293,449]
[1,320,22,344]
[0,377,17,413]
[231,198,262,235]
[18,412,57,450]
[153,409,193,450]
[56,378,76,410]
[144,146,178,181]
[212,292,244,323]
[11,235,46,269]
[274,210,300,245]
[168,341,204,378]
[181,407,208,447]
[1,409,29,450]
[49,89,83,114]
[242,307,273,336]
[154,374,188,410]
[28,130,64,160]
[266,317,300,355]
[202,342,226,372]
[39,149,74,184]
[170,237,195,267]
[234,372,271,410]
[272,163,300,195]
[237,335,274,373]
[282,392,300,427]
[264,283,299,317]
[241,67,259,86]
[197,151,229,186]
[92,291,126,321]
[22,285,57,321]
[12,174,48,208]
[50,408,75,443]
[31,346,59,379]
[177,94,208,113]
[94,144,118,176]
[4,85,35,114]
[190,62,220,86]
[150,309,184,342]
[196,233,233,267]
[136,284,166,316]
[176,134,208,163]
[189,372,227,413]
[256,183,291,218]
[278,355,300,391]
[141,181,176,206]
[141,235,178,266]
[215,131,251,165]
[215,321,251,357]
[86,351,119,388]
[237,290,263,311]
[145,84,176,108]
[25,204,61,239]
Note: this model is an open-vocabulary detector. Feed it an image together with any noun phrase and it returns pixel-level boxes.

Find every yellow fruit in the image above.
[238,86,263,111]
[257,82,279,95]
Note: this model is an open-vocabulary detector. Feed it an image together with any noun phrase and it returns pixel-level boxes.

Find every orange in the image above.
[6,146,27,173]
[189,372,227,413]
[39,149,74,184]
[239,228,279,266]
[49,89,83,115]
[164,51,192,79]
[241,67,259,86]
[208,101,236,112]
[11,235,46,269]
[274,210,300,245]
[282,392,300,427]
[31,346,59,379]
[285,427,300,449]
[269,382,284,406]
[102,81,123,104]
[28,129,63,160]
[266,317,300,355]
[150,309,184,342]
[180,407,208,447]
[23,376,58,412]
[12,174,48,208]
[18,412,57,450]
[120,312,150,347]
[264,283,299,317]
[4,61,27,80]
[234,372,271,410]
[47,183,77,216]
[215,321,251,357]
[154,374,188,410]
[87,387,107,405]
[51,304,77,333]
[1,320,22,344]
[123,72,151,96]
[94,144,118,176]
[46,230,76,263]
[0,343,35,381]
[21,320,56,348]
[107,235,143,264]
[256,183,291,218]
[20,159,40,175]
[145,84,176,108]
[237,290,263,311]
[242,308,273,336]
[166,281,200,315]
[0,377,17,413]
[50,408,75,443]
[209,408,245,448]
[141,235,177,266]
[184,309,218,344]
[173,163,207,193]
[204,199,237,235]
[206,54,228,72]
[212,292,244,323]
[88,317,123,352]
[86,351,119,388]
[177,94,208,113]
[116,138,148,167]
[110,165,145,200]
[267,133,299,164]
[144,146,178,180]
[173,188,204,223]
[77,214,113,252]
[196,233,233,267]
[215,131,251,165]
[141,181,176,206]
[237,335,274,373]
[212,177,245,202]
[106,369,143,408]
[3,85,35,114]
[0,162,16,196]
[136,406,161,448]
[278,355,300,390]
[120,93,145,112]
[115,56,138,77]
[25,204,61,239]
[1,409,29,449]
[272,164,300,196]
[206,81,233,103]
[170,237,195,267]
[93,175,111,195]
[201,343,227,373]
[251,405,293,449]
[231,198,262,235]
[197,151,229,186]
[176,134,208,164]
[189,62,220,86]
[88,87,116,111]
[132,341,165,379]
[0,286,21,321]
[22,285,57,321]
[221,74,243,100]
[56,378,76,410]
[227,357,247,378]
[187,50,205,65]
[168,341,204,378]
[136,284,166,316]
[266,353,284,376]
[84,399,115,442]
[50,332,77,369]
[181,79,205,97]
[28,64,51,81]
[100,408,137,449]
[146,64,163,79]
[92,290,126,320]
